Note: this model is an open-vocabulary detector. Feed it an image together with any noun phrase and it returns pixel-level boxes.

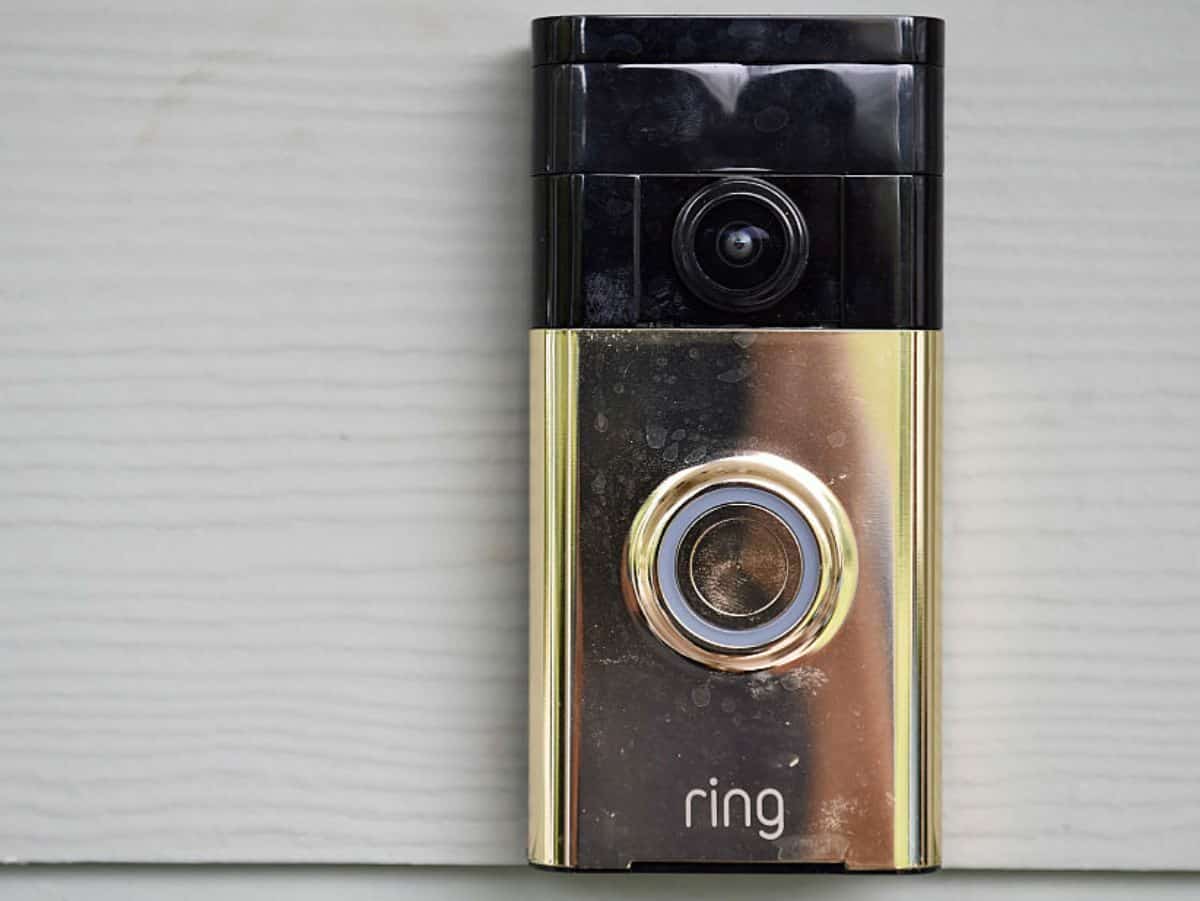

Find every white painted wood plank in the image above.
[2,866,1199,901]
[1,0,1198,869]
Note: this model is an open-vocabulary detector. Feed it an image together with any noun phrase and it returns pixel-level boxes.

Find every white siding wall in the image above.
[1,0,1198,872]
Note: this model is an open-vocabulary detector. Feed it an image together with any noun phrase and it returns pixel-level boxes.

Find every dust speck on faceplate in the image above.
[646,423,668,449]
[748,667,830,700]
[781,666,829,695]
[732,333,758,348]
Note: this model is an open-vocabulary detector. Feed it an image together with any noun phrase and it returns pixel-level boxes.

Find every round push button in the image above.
[680,502,801,622]
[625,453,858,672]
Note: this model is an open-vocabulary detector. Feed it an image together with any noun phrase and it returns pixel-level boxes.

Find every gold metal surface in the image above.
[527,329,578,868]
[915,328,942,867]
[624,453,859,672]
[529,328,941,871]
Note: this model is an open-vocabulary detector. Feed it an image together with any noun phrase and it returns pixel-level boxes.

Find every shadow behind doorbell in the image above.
[528,15,943,872]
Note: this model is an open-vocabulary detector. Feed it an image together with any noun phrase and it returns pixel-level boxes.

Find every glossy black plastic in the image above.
[534,63,942,176]
[533,15,943,66]
[532,16,943,330]
[533,173,940,329]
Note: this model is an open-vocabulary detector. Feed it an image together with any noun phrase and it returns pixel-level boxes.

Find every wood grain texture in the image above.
[3,867,1200,901]
[0,0,1198,869]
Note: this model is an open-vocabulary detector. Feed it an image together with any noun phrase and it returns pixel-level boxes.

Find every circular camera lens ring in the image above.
[624,452,858,673]
[672,177,809,312]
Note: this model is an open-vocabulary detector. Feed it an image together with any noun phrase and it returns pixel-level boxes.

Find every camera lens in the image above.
[716,223,765,267]
[672,178,808,312]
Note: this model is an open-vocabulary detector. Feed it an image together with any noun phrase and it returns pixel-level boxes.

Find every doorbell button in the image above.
[679,502,801,623]
[658,486,821,652]
[625,452,858,672]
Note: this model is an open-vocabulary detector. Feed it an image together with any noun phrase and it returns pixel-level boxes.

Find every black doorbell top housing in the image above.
[532,15,943,331]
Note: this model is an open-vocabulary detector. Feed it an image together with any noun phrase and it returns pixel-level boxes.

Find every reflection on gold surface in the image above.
[743,330,941,870]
